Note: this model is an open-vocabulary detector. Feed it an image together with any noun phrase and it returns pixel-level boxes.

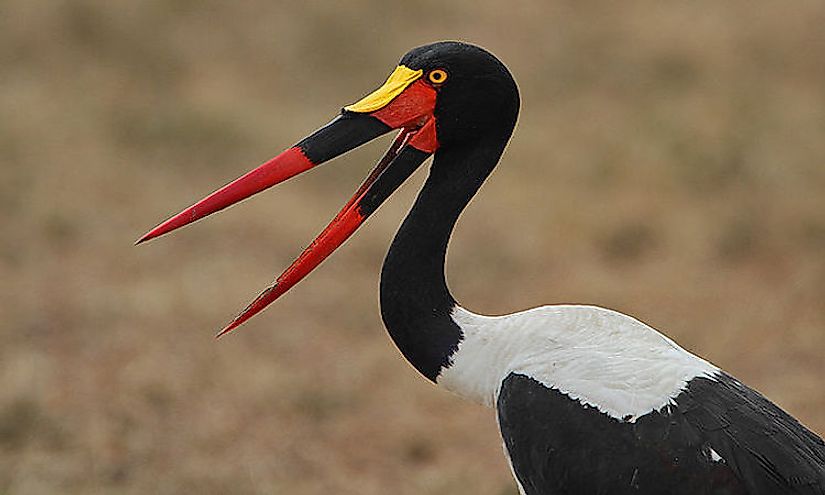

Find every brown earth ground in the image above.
[2,1,824,493]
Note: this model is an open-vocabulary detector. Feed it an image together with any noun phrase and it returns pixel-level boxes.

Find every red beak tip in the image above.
[215,323,238,339]
[215,313,251,339]
[135,226,165,245]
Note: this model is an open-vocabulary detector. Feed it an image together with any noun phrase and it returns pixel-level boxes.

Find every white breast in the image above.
[436,305,718,421]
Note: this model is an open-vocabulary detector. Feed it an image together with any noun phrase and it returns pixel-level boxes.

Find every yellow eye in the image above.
[428,69,448,84]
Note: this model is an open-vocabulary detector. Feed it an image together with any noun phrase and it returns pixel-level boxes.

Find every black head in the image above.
[400,41,520,147]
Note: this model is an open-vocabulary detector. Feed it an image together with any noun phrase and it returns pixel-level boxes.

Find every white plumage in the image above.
[439,305,719,420]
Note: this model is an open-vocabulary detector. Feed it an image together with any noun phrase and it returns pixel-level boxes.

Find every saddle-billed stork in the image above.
[139,41,825,494]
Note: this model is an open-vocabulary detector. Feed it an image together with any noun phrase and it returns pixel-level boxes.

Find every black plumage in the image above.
[498,373,825,494]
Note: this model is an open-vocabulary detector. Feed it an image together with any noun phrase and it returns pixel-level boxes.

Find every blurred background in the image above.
[1,1,824,493]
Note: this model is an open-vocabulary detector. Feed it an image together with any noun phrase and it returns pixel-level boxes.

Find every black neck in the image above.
[379,137,508,381]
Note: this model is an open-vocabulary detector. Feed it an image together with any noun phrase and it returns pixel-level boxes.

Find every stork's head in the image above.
[137,41,519,335]
[393,41,519,146]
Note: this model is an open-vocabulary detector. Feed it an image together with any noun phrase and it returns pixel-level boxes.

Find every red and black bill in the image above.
[138,64,441,336]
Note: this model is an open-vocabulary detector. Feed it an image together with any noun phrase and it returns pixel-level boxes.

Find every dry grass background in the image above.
[1,1,824,493]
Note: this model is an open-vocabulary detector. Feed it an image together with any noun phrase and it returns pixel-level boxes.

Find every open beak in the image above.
[138,65,440,337]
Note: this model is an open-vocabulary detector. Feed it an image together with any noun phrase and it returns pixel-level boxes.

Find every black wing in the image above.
[497,372,825,495]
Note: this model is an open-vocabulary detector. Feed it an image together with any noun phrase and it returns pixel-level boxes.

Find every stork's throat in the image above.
[379,140,509,382]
